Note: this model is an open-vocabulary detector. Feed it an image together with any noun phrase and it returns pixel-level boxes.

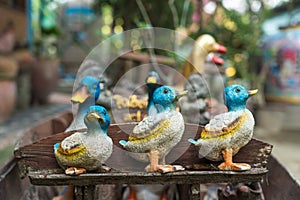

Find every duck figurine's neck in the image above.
[85,122,105,135]
[225,95,247,112]
[66,97,96,132]
[156,103,176,113]
[227,104,247,112]
[77,97,96,118]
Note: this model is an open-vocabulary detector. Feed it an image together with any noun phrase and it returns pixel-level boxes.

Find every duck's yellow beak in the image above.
[146,76,157,84]
[87,112,101,119]
[175,90,188,101]
[248,89,258,97]
[71,85,90,103]
[87,112,104,123]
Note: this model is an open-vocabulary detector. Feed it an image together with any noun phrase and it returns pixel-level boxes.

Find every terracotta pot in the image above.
[0,80,17,123]
[0,56,18,123]
[31,58,59,104]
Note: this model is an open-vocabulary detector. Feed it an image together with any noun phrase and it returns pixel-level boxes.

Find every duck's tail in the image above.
[54,142,60,151]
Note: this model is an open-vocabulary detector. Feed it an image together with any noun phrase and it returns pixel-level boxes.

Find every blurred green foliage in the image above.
[200,1,272,82]
[94,0,275,82]
[93,0,192,29]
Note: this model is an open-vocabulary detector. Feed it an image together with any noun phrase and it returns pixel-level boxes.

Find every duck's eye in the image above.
[98,118,104,124]
[235,88,241,93]
[163,89,168,94]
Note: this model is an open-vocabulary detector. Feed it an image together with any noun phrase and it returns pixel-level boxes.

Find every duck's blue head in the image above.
[146,71,161,84]
[84,105,110,132]
[224,85,258,112]
[153,86,187,112]
[71,76,101,103]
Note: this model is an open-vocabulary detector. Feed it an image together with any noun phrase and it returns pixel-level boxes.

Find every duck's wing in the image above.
[55,133,87,156]
[130,113,171,140]
[201,111,246,139]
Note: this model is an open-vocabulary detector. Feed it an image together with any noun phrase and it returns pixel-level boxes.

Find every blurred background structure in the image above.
[0,0,300,199]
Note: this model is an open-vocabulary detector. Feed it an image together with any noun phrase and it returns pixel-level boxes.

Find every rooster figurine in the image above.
[189,85,258,171]
[54,105,112,175]
[120,86,187,173]
[66,76,100,132]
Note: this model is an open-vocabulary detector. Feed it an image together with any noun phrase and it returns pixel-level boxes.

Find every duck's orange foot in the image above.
[145,164,156,172]
[157,165,185,173]
[218,162,251,171]
[145,164,185,173]
[65,167,86,175]
[100,165,112,172]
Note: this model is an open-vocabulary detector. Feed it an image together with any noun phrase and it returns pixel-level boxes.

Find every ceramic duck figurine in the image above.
[54,105,112,175]
[145,71,161,116]
[120,86,187,173]
[183,34,226,78]
[65,76,100,132]
[189,85,258,171]
[124,72,178,200]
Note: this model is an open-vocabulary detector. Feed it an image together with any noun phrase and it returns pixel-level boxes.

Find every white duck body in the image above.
[55,130,112,171]
[124,110,184,162]
[194,109,254,161]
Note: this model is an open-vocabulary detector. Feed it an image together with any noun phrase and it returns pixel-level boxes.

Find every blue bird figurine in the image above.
[189,85,258,171]
[54,105,112,175]
[120,86,187,173]
[65,76,101,132]
[145,71,161,116]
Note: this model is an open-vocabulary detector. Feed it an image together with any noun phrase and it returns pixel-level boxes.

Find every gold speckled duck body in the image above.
[120,86,187,173]
[126,110,184,161]
[54,106,112,175]
[197,109,255,161]
[189,85,258,171]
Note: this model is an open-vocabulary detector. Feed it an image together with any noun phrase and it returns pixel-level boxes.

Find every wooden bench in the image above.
[14,121,273,200]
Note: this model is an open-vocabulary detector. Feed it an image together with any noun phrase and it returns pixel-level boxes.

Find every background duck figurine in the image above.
[65,76,100,132]
[189,84,258,171]
[54,105,112,175]
[120,86,187,173]
[145,71,162,116]
[183,34,226,78]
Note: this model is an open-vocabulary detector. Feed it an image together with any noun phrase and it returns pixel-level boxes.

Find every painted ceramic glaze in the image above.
[262,30,300,103]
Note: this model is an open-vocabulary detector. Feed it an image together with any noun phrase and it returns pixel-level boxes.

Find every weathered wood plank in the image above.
[29,168,268,186]
[14,123,273,174]
[190,184,201,200]
[0,159,30,200]
[12,111,274,200]
[262,156,300,200]
[73,185,95,200]
[0,158,58,199]
[14,110,73,151]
